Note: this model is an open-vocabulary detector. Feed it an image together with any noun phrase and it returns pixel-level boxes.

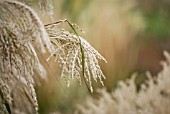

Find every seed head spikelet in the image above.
[0,0,53,113]
[46,21,107,92]
[0,0,107,113]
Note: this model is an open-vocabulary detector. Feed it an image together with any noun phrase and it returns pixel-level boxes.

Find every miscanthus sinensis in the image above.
[77,51,170,114]
[45,21,107,92]
[0,0,106,113]
[0,0,53,113]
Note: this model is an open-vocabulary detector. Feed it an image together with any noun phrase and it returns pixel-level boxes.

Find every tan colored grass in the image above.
[77,51,170,114]
[0,0,107,113]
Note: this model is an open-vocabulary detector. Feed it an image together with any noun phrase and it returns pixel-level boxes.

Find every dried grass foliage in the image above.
[77,51,170,114]
[0,0,52,113]
[46,21,107,92]
[0,0,106,113]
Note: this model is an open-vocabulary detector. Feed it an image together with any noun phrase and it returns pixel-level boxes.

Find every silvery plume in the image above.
[0,0,106,113]
[0,0,53,113]
[46,20,107,92]
[77,51,170,114]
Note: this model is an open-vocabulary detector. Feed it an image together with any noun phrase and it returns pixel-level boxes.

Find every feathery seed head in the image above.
[0,0,53,112]
[0,0,107,113]
[46,23,107,92]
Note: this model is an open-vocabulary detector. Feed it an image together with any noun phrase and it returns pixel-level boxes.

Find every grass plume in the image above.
[46,20,107,92]
[77,51,170,114]
[0,0,53,113]
[0,0,107,113]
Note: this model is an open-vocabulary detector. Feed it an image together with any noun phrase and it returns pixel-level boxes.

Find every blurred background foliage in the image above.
[34,0,170,113]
